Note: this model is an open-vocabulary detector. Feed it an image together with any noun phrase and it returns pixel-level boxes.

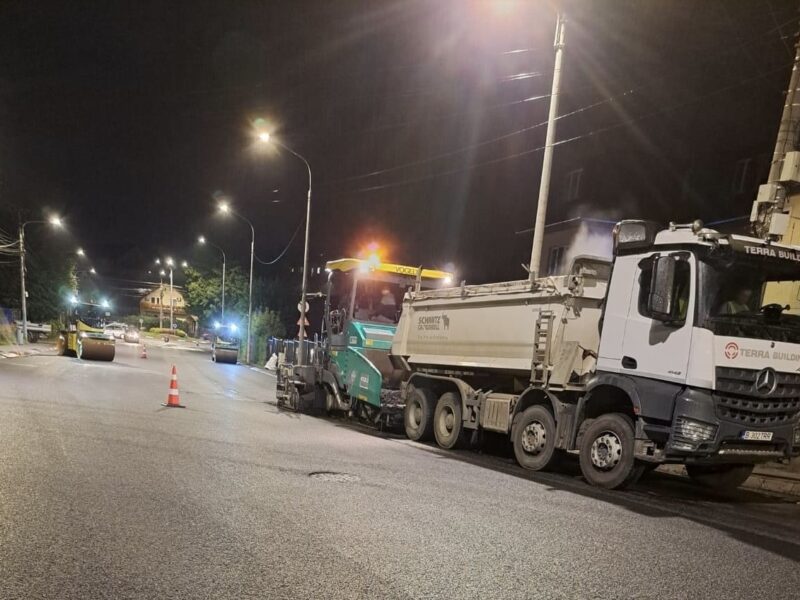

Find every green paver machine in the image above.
[276,257,452,427]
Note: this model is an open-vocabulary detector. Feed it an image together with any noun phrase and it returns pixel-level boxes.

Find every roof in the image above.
[325,258,453,281]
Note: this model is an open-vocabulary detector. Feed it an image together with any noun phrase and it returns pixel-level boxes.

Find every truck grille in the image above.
[715,367,800,426]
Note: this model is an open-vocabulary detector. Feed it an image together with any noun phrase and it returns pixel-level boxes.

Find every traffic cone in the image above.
[162,365,185,408]
[140,344,147,359]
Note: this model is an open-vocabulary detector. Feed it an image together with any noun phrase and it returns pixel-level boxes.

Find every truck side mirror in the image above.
[647,256,677,321]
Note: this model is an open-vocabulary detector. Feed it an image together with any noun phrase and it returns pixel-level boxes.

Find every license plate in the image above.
[741,431,773,441]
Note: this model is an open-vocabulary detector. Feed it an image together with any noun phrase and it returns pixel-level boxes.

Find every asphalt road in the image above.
[1,341,799,599]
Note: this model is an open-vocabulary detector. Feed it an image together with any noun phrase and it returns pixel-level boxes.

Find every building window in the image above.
[546,246,566,276]
[566,168,583,201]
[732,158,751,194]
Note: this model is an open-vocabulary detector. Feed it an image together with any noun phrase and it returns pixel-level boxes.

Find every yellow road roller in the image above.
[211,323,240,364]
[57,303,116,361]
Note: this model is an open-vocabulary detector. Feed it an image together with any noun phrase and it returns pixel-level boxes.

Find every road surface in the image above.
[1,341,799,599]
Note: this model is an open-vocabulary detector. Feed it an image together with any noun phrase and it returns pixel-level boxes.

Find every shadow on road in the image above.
[318,414,800,561]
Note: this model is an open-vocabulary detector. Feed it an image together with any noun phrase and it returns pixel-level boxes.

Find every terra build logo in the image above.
[724,342,739,359]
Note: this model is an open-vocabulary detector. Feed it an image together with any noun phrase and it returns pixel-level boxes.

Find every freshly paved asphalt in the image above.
[1,341,799,599]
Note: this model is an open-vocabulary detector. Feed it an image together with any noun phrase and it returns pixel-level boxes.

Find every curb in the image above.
[659,464,800,497]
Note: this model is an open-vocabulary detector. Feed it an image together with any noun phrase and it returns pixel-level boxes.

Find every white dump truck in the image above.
[391,220,800,489]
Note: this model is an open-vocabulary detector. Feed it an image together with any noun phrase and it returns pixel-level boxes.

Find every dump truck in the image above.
[391,220,800,490]
[56,302,115,361]
[211,323,240,364]
[276,257,452,427]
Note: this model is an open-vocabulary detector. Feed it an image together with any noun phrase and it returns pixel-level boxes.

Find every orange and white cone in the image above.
[140,344,147,359]
[162,365,185,408]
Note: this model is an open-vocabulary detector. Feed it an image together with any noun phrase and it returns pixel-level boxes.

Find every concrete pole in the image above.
[246,227,254,363]
[528,13,566,282]
[18,225,27,344]
[298,186,311,364]
[768,39,800,184]
[169,268,174,330]
[158,275,164,329]
[221,253,226,321]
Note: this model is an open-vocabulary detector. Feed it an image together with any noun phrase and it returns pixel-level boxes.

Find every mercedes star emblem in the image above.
[754,367,778,396]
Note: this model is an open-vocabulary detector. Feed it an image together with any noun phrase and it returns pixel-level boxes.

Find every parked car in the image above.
[123,327,140,343]
[103,323,127,339]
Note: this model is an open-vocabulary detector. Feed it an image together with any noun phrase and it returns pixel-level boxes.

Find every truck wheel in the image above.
[685,464,754,491]
[512,405,559,471]
[433,392,467,449]
[404,386,436,441]
[579,413,644,490]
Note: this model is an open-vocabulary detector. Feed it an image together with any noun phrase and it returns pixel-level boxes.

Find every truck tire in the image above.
[685,464,754,491]
[579,413,644,490]
[512,405,560,471]
[404,385,436,441]
[433,392,467,449]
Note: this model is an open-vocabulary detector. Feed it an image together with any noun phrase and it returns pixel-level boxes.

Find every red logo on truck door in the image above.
[724,342,739,359]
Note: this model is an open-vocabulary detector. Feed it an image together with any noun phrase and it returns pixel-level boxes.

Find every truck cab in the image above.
[592,220,800,482]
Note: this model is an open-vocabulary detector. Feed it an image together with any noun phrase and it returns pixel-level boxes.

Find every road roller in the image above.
[57,303,116,361]
[211,324,240,364]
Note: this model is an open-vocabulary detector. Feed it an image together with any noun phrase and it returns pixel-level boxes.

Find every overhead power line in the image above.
[345,61,793,195]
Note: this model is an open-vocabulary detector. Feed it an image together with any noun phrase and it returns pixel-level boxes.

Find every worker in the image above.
[719,288,753,315]
[373,288,397,323]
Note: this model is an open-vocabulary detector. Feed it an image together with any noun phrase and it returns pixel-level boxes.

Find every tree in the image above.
[250,308,287,365]
[183,264,249,325]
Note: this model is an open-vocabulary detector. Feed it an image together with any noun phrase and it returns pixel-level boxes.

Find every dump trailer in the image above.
[392,220,800,490]
[277,257,452,427]
[57,302,115,361]
[212,324,240,364]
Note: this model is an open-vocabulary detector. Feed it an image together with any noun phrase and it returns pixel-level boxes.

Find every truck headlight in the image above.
[671,417,718,451]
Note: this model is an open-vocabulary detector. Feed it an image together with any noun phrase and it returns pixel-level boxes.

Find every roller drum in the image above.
[214,348,239,364]
[78,339,116,361]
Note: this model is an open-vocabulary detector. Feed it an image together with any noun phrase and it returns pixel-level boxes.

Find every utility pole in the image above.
[751,30,800,239]
[18,224,27,344]
[159,274,164,329]
[529,12,566,281]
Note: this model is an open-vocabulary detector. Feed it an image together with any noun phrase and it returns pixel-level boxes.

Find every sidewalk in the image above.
[0,341,54,359]
[660,463,800,497]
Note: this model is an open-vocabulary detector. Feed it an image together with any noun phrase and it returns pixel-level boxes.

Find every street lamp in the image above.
[155,257,187,332]
[255,128,313,364]
[198,235,227,320]
[18,215,63,343]
[76,248,85,257]
[216,200,255,363]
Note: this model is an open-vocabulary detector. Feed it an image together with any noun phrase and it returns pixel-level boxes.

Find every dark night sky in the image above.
[1,0,798,293]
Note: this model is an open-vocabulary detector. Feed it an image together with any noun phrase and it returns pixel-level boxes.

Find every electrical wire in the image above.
[344,61,793,195]
[325,12,799,186]
[254,218,304,265]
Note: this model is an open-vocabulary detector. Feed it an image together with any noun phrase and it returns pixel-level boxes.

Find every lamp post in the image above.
[217,201,255,362]
[255,131,313,364]
[155,258,188,331]
[198,235,227,320]
[18,216,63,343]
[158,268,166,328]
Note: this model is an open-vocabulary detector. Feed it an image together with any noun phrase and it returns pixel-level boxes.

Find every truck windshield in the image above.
[353,280,404,324]
[698,256,800,343]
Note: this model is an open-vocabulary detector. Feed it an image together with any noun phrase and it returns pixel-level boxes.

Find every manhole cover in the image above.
[308,471,360,483]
